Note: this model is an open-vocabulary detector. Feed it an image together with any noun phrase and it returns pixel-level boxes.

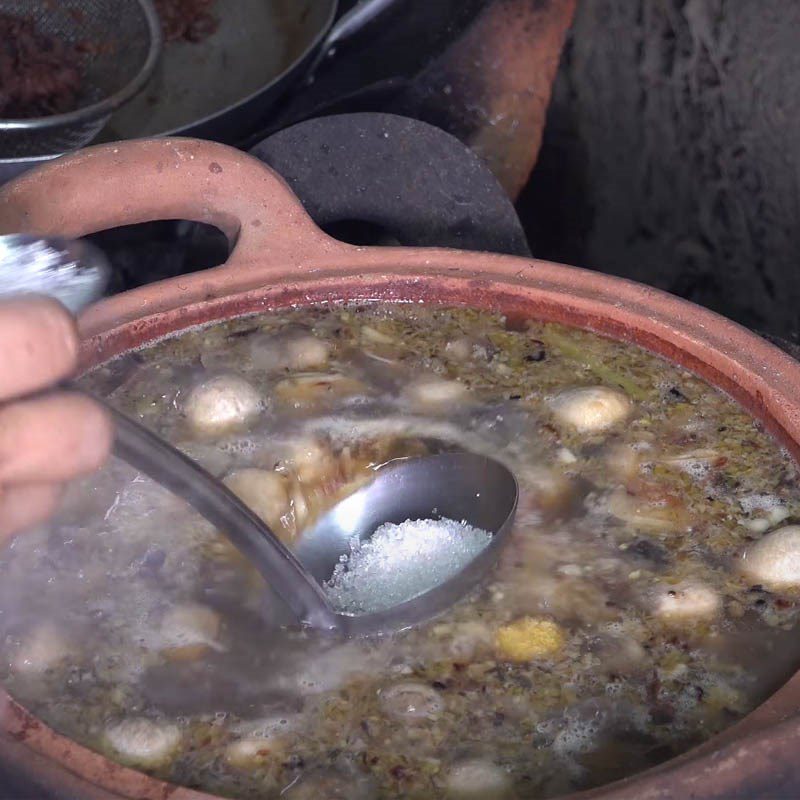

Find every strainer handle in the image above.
[0,138,349,270]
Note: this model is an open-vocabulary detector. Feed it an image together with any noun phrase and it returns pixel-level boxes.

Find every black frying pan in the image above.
[99,0,397,145]
[0,0,399,184]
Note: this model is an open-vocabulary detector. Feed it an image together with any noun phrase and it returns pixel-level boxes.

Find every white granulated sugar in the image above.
[324,517,492,615]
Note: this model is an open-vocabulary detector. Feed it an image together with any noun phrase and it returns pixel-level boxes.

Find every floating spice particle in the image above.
[668,387,689,402]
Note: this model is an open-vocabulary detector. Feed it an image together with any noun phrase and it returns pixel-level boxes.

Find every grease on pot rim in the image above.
[3,304,800,800]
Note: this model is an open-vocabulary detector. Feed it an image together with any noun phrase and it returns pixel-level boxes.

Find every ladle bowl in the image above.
[297,451,519,636]
[0,233,519,637]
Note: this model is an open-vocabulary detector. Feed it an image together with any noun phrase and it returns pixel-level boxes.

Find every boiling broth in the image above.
[2,304,800,799]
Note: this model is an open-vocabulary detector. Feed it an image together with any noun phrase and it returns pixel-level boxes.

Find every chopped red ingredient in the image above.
[0,13,84,118]
[154,0,219,43]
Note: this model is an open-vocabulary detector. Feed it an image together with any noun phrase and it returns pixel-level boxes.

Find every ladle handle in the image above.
[86,389,341,633]
[0,236,341,633]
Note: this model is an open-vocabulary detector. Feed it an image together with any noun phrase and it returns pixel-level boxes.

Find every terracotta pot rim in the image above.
[5,262,795,800]
[0,138,799,800]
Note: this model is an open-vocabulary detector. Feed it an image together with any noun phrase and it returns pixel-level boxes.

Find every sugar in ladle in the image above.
[0,234,519,636]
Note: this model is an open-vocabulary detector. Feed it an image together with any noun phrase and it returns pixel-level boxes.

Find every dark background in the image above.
[520,0,800,341]
[205,0,800,342]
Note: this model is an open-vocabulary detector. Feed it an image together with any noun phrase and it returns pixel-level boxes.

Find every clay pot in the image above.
[1,138,800,799]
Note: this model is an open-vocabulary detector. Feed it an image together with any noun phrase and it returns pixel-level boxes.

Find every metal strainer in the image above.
[0,0,162,159]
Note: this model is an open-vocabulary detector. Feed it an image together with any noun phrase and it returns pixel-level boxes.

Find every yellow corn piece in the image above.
[495,617,565,662]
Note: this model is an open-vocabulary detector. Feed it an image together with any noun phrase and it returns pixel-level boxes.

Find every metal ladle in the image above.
[0,234,519,636]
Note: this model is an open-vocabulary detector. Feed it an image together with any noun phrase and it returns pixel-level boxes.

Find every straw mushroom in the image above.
[652,583,721,623]
[444,337,474,361]
[607,487,689,532]
[549,386,632,433]
[284,436,338,485]
[248,331,332,372]
[184,375,261,436]
[223,468,291,537]
[518,466,574,517]
[284,335,331,371]
[274,372,366,410]
[103,718,181,768]
[741,525,800,589]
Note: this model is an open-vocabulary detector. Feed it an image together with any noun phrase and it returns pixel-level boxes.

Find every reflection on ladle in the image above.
[0,234,519,637]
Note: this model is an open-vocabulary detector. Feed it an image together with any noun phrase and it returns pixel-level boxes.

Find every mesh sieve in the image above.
[0,0,162,158]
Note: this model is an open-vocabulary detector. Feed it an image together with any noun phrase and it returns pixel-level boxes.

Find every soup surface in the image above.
[2,304,800,799]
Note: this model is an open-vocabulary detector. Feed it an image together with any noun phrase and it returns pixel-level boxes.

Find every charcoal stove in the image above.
[85,112,531,296]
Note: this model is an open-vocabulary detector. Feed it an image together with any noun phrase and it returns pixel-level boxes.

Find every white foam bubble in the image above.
[681,460,712,481]
[552,718,603,757]
[219,438,259,458]
[324,518,492,615]
[739,494,785,514]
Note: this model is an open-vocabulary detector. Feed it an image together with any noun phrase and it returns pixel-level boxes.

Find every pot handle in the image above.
[0,138,344,270]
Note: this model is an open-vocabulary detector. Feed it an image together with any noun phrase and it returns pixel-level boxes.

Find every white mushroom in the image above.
[653,582,721,623]
[379,682,444,720]
[284,335,331,371]
[11,622,73,674]
[403,376,470,409]
[444,338,473,361]
[183,375,261,437]
[741,525,800,589]
[549,386,632,433]
[103,717,181,768]
[223,468,291,535]
[158,603,222,658]
[445,759,512,799]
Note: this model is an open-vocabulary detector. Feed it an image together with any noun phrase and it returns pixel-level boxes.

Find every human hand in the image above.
[0,296,113,538]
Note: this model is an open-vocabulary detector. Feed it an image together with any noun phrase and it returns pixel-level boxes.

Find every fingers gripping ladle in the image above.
[0,234,518,637]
